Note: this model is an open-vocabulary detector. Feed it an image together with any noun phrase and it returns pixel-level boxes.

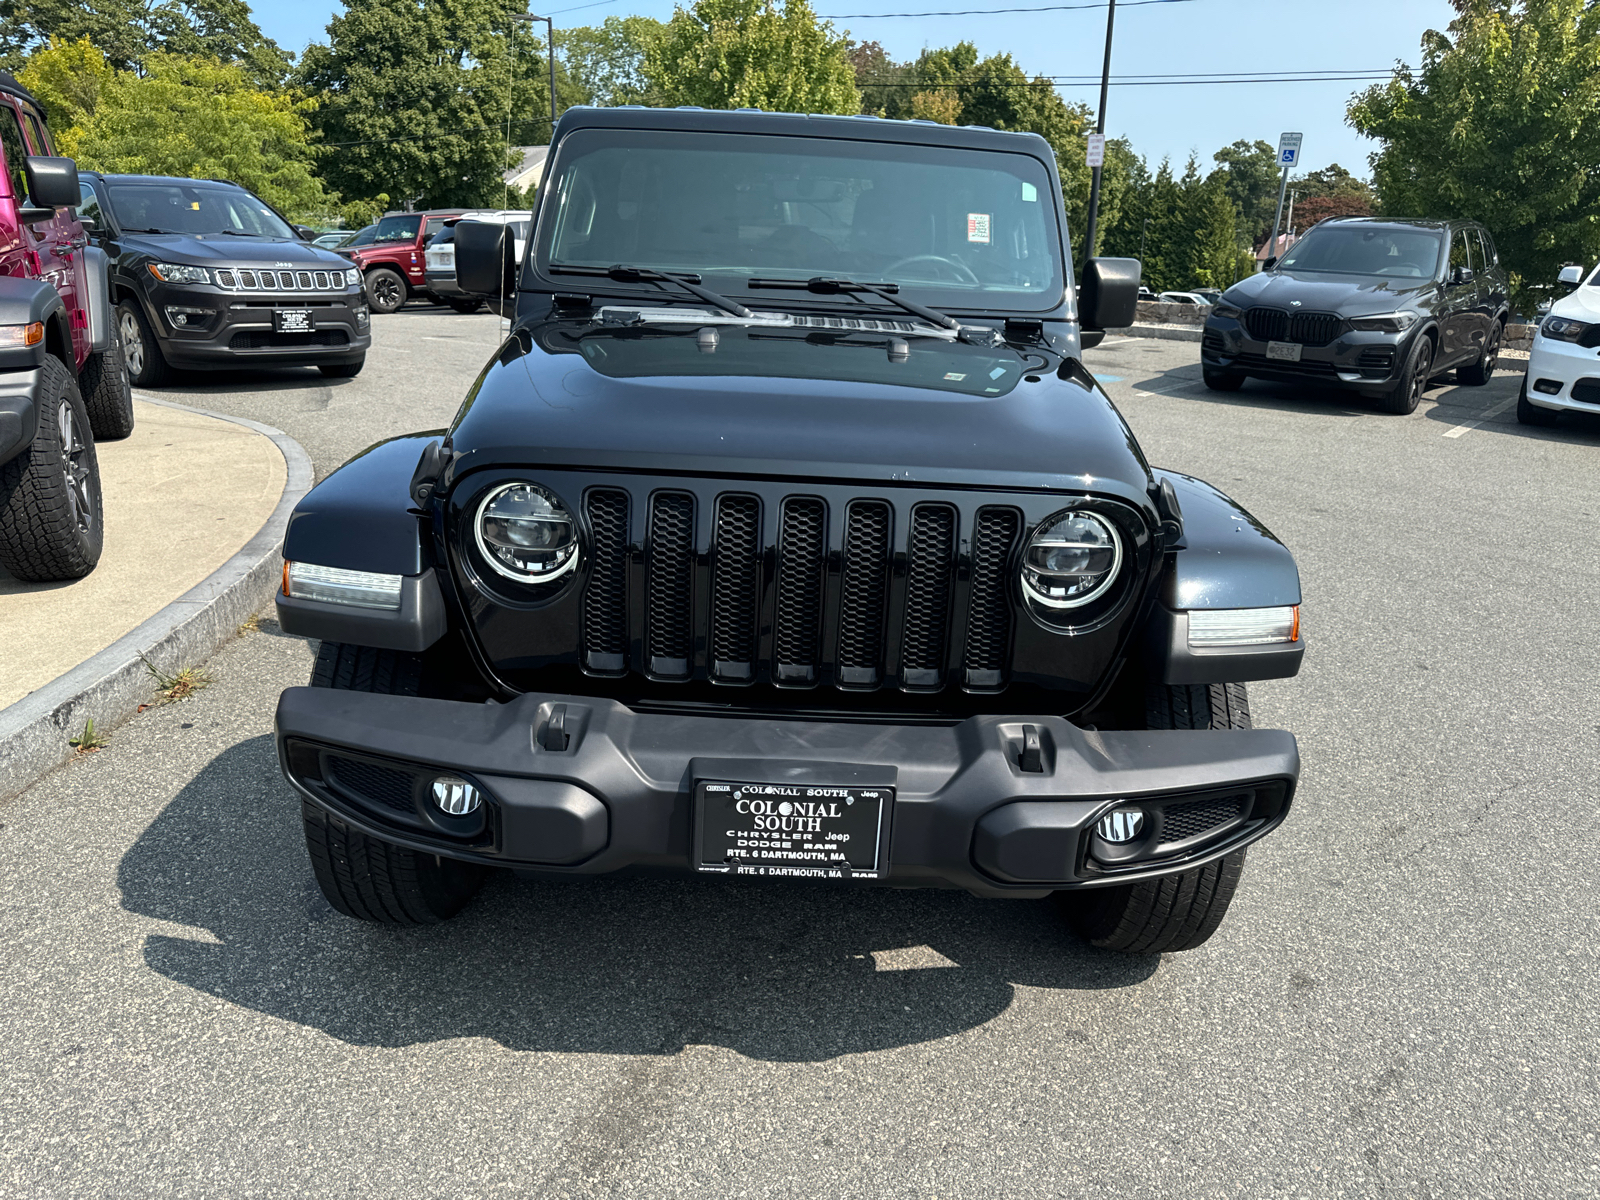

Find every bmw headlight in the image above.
[1541,315,1591,343]
[1021,510,1122,609]
[1211,302,1244,320]
[1348,311,1418,333]
[146,262,212,285]
[345,268,361,287]
[475,482,578,583]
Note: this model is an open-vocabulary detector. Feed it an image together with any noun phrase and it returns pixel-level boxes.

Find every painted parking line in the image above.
[1089,337,1135,349]
[1095,374,1125,383]
[1442,396,1518,438]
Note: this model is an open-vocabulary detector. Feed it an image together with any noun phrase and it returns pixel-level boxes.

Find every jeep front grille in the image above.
[214,267,348,293]
[578,485,1027,693]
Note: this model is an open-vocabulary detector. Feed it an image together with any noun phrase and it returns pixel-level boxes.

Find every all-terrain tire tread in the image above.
[0,357,103,582]
[80,334,135,440]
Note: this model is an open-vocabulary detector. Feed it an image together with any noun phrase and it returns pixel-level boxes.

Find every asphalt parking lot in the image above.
[3,310,1598,1197]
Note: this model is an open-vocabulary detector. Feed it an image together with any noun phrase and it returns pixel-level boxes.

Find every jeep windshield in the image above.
[1276,226,1445,279]
[371,214,424,243]
[102,181,294,239]
[532,129,1065,309]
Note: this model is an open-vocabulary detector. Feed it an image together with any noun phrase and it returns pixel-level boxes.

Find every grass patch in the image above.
[69,718,108,753]
[237,613,260,636]
[141,654,212,706]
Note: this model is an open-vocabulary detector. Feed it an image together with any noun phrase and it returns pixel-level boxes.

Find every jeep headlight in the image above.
[147,263,212,285]
[1021,510,1122,609]
[345,268,361,287]
[475,482,578,583]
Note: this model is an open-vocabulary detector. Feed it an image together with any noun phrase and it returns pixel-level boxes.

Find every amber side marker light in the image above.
[1188,605,1300,647]
[282,560,404,610]
[0,322,44,349]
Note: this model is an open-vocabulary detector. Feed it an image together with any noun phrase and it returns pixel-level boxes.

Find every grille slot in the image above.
[647,492,695,677]
[582,489,630,672]
[836,501,892,686]
[1159,795,1246,844]
[1288,311,1341,345]
[327,755,417,816]
[710,494,761,680]
[228,330,349,350]
[964,507,1020,688]
[774,497,827,683]
[1357,347,1395,371]
[901,504,956,688]
[1242,307,1288,342]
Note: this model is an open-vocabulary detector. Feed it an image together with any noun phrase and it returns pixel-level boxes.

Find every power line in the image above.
[858,74,1394,87]
[824,0,1193,17]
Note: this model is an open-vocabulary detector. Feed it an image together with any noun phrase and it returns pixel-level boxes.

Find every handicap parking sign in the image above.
[1278,132,1303,167]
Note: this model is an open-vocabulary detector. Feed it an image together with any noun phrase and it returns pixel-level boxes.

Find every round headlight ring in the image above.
[474,481,579,585]
[1021,509,1123,610]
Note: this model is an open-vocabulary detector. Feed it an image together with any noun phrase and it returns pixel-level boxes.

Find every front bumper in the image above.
[1203,316,1409,393]
[424,269,462,298]
[1524,335,1600,414]
[144,283,372,368]
[0,364,43,466]
[275,688,1299,898]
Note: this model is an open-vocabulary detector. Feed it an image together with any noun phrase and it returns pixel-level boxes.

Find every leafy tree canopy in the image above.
[0,0,288,85]
[561,15,665,108]
[647,0,858,114]
[1348,0,1600,310]
[1209,138,1279,246]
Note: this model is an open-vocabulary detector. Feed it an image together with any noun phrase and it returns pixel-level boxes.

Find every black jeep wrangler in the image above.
[274,108,1304,956]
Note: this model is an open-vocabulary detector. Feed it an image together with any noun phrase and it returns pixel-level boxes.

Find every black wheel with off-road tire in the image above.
[1202,365,1246,392]
[79,329,135,440]
[1376,332,1433,414]
[0,355,104,582]
[302,641,488,924]
[1515,374,1559,427]
[1062,682,1252,954]
[117,299,170,388]
[364,267,407,314]
[1457,320,1502,386]
[318,357,365,379]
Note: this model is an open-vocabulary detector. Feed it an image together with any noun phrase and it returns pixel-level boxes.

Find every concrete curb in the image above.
[0,395,312,802]
[1107,324,1204,343]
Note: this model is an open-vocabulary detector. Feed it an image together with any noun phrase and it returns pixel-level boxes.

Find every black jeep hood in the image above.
[445,323,1154,503]
[115,232,351,270]
[1224,269,1437,316]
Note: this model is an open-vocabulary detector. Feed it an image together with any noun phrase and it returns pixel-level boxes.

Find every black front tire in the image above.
[365,268,407,314]
[1062,683,1253,955]
[318,357,365,379]
[302,641,488,924]
[1515,375,1559,427]
[1202,365,1245,392]
[79,330,135,440]
[1377,333,1432,414]
[0,356,104,582]
[117,300,170,388]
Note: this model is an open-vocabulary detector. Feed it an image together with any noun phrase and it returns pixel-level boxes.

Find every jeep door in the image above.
[9,100,87,366]
[1437,228,1481,369]
[0,98,32,280]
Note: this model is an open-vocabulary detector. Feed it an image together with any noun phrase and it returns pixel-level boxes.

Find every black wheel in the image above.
[79,329,135,440]
[318,357,365,379]
[1062,683,1253,954]
[1377,333,1432,414]
[0,355,104,582]
[1457,321,1502,386]
[302,641,488,924]
[445,298,483,314]
[364,267,407,314]
[1515,374,1559,427]
[117,300,170,387]
[1202,365,1246,392]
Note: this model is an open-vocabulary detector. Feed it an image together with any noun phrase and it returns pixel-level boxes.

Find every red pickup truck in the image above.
[339,209,466,314]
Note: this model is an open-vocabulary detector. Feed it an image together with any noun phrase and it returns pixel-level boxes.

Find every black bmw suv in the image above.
[76,172,372,385]
[1201,218,1509,413]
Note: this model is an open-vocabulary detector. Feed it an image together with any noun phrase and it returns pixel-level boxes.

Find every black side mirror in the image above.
[1452,265,1475,285]
[455,220,514,297]
[24,156,79,208]
[293,224,316,241]
[1263,256,1277,270]
[1079,257,1141,332]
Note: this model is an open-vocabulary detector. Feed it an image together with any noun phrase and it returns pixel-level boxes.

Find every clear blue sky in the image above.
[256,0,1460,180]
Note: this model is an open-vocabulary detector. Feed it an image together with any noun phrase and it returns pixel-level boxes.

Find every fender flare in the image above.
[0,275,70,372]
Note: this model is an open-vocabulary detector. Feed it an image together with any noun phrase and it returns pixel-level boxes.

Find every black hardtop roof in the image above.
[553,105,1055,158]
[0,70,44,117]
[82,171,256,190]
[1316,216,1474,232]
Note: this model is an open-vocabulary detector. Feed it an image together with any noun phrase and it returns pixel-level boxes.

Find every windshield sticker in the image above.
[989,366,1007,379]
[967,214,992,244]
[944,372,967,381]
[1022,182,1038,203]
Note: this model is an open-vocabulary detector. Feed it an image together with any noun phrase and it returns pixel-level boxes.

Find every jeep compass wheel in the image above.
[118,301,170,387]
[365,268,407,314]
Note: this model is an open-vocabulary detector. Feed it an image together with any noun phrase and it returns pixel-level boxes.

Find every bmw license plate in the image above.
[1266,340,1302,362]
[274,309,313,333]
[694,780,892,880]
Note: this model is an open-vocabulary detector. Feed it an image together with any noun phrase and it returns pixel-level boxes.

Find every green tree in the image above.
[1348,0,1600,311]
[13,37,115,144]
[27,48,331,219]
[1,0,289,85]
[1189,176,1245,288]
[645,0,858,114]
[1210,138,1280,247]
[561,15,665,107]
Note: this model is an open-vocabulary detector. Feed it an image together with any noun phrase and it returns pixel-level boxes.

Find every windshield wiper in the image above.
[549,263,753,319]
[747,276,959,331]
[120,226,181,235]
[215,228,267,237]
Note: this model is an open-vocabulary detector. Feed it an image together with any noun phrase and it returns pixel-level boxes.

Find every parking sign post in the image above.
[1262,133,1302,270]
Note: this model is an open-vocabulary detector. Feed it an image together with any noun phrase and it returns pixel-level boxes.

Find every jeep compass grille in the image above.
[214,267,347,293]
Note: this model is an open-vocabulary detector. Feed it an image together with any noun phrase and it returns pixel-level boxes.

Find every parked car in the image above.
[340,209,467,314]
[1201,217,1509,413]
[1193,288,1223,306]
[313,232,351,249]
[423,211,531,312]
[273,106,1305,957]
[0,71,128,582]
[1157,291,1211,306]
[1519,261,1600,427]
[334,224,376,252]
[1137,286,1157,302]
[76,172,371,385]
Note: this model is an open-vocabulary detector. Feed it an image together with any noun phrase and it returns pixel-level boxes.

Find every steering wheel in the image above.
[884,255,980,285]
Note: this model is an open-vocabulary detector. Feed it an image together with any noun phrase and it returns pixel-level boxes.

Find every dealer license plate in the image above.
[1266,340,1302,362]
[274,309,314,333]
[694,780,892,881]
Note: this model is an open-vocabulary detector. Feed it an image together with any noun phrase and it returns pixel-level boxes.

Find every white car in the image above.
[1157,291,1212,306]
[1520,262,1600,426]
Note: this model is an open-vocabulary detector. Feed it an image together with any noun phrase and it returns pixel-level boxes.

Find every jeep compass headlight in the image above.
[1541,315,1592,343]
[1347,311,1418,333]
[146,263,212,285]
[475,482,578,583]
[1021,510,1122,609]
[344,268,361,287]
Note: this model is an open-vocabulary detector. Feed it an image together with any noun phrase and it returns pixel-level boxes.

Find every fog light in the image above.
[164,305,212,328]
[1095,807,1145,844]
[432,775,481,815]
[284,561,403,610]
[1533,378,1563,395]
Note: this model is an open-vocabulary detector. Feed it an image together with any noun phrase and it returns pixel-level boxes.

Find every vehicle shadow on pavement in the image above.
[117,736,1156,1061]
[1421,400,1600,444]
[139,369,361,397]
[1126,368,1377,417]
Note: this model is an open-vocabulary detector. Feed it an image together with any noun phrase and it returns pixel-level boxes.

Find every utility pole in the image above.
[511,12,559,191]
[1138,215,1149,262]
[1080,0,1116,268]
[1262,133,1301,270]
[1284,188,1297,240]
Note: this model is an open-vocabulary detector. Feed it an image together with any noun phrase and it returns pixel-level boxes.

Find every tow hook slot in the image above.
[1002,722,1051,774]
[539,703,571,752]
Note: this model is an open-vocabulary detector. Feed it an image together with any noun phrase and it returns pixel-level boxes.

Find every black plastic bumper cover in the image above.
[0,365,43,466]
[276,688,1299,897]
